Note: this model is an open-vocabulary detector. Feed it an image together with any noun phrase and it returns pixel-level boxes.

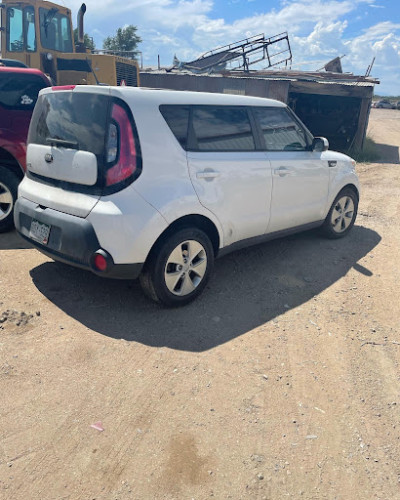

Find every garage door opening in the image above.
[288,92,362,152]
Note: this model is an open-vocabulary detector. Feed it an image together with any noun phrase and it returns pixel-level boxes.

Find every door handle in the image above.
[328,161,337,168]
[196,170,220,179]
[274,167,292,177]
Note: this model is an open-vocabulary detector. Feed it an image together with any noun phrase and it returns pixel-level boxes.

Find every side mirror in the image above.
[312,137,329,152]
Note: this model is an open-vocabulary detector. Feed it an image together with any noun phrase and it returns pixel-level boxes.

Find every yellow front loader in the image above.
[0,0,140,86]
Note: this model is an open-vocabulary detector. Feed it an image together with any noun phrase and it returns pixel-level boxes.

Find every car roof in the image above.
[41,85,286,108]
[0,58,28,68]
[0,66,48,77]
[113,86,286,107]
[0,67,51,86]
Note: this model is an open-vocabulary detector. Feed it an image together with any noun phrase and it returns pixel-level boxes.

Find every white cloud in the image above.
[293,21,348,59]
[354,21,400,40]
[291,20,400,94]
[346,24,400,94]
[75,0,213,29]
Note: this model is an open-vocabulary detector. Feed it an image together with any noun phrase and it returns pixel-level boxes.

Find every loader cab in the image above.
[0,0,74,80]
[1,0,140,86]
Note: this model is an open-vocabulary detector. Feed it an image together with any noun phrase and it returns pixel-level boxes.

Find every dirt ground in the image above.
[0,108,399,500]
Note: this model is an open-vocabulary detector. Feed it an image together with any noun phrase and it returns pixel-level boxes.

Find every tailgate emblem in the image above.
[45,153,54,163]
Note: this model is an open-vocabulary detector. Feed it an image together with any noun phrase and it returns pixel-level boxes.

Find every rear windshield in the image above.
[0,73,49,110]
[28,92,110,158]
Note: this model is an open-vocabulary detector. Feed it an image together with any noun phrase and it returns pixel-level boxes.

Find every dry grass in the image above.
[350,136,380,163]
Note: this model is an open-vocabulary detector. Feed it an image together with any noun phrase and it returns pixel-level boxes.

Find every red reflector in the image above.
[52,85,76,91]
[94,254,107,271]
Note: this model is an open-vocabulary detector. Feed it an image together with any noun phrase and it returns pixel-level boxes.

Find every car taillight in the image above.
[107,123,118,163]
[106,103,137,186]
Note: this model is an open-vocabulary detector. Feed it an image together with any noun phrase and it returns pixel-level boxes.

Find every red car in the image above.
[0,66,51,232]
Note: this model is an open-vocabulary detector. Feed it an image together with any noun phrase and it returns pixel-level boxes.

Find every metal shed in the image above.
[140,69,378,152]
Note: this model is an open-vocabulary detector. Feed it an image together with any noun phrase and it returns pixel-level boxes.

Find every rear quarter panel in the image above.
[113,90,226,248]
[86,186,169,264]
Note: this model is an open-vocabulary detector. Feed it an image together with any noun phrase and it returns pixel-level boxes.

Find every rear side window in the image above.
[253,107,309,151]
[160,105,190,149]
[28,92,109,157]
[0,73,49,110]
[192,106,255,151]
[160,105,256,152]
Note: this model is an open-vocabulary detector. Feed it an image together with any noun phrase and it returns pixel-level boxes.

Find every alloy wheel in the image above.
[0,182,13,221]
[330,195,355,233]
[164,239,208,296]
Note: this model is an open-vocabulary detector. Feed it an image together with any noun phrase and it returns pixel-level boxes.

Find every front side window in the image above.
[192,106,255,151]
[254,107,309,151]
[39,8,73,52]
[6,6,36,52]
[25,6,36,52]
[7,7,24,52]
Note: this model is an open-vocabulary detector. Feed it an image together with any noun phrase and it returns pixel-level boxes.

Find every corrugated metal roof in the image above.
[225,70,378,86]
[315,80,375,87]
[141,68,378,87]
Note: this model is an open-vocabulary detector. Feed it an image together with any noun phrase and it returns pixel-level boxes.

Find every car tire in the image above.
[140,227,214,307]
[320,188,358,239]
[0,166,20,233]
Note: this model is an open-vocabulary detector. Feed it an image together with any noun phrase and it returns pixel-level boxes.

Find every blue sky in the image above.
[70,0,399,95]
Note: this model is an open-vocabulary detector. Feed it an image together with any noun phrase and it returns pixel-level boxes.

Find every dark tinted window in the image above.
[192,106,255,151]
[0,73,49,110]
[254,107,309,151]
[28,92,109,158]
[160,105,190,148]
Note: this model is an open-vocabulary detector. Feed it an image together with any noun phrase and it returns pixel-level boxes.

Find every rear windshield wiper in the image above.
[46,137,79,149]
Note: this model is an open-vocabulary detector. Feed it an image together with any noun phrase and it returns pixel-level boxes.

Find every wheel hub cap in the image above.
[164,240,207,296]
[0,182,13,221]
[331,195,355,233]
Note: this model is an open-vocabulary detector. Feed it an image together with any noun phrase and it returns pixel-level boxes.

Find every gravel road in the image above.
[0,108,399,499]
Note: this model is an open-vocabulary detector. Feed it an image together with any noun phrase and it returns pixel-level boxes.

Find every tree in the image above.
[103,25,141,59]
[73,28,96,52]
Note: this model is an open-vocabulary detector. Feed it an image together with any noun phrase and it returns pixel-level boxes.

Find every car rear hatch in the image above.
[23,85,141,218]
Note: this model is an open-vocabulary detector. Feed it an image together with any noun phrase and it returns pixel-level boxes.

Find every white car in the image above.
[14,86,359,306]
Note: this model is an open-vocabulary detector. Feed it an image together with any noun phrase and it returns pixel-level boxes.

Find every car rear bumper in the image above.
[14,197,143,279]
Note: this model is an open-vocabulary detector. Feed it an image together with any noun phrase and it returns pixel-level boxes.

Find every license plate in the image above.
[29,219,51,245]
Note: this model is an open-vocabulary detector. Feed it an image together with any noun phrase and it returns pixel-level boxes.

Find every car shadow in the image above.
[374,143,400,164]
[30,226,380,352]
[0,230,33,250]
